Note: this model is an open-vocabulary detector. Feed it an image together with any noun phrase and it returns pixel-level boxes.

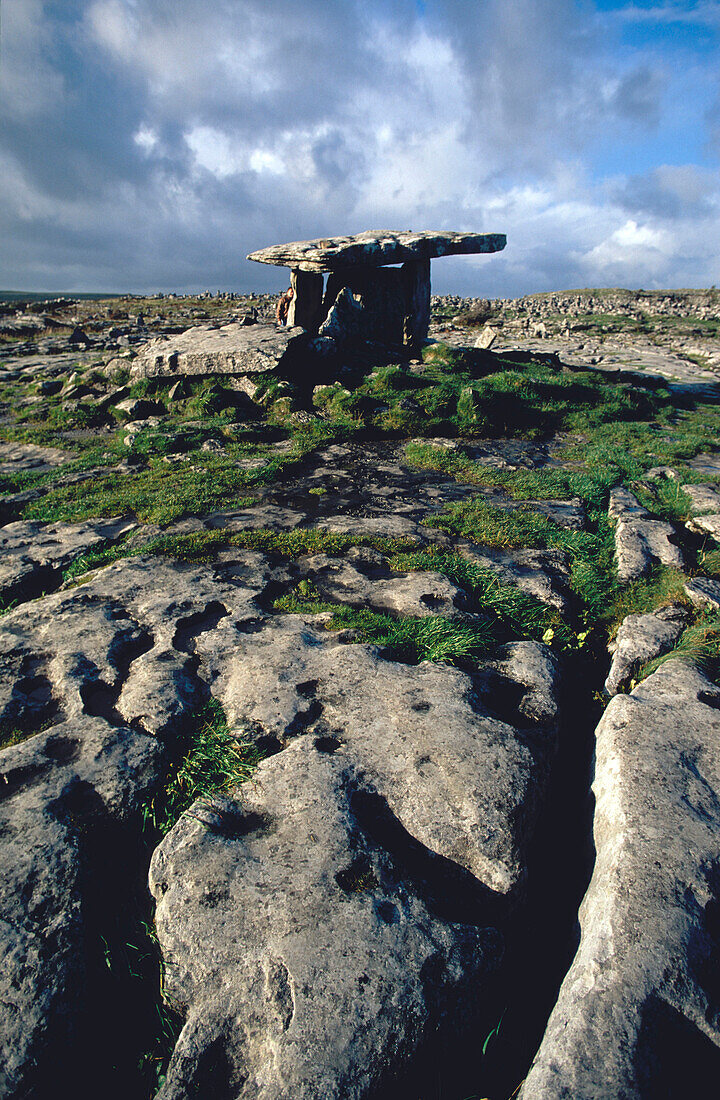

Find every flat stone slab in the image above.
[130,322,311,378]
[248,230,506,273]
[0,441,76,474]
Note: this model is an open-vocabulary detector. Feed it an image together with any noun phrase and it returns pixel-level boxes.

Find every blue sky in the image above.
[1,0,719,296]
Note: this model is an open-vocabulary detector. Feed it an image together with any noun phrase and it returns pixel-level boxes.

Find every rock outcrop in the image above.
[604,604,689,695]
[0,546,560,1097]
[520,660,720,1098]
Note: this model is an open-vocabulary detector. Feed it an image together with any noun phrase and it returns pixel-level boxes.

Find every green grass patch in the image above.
[142,699,260,837]
[327,606,493,664]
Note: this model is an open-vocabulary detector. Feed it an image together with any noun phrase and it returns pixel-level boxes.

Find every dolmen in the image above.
[131,229,506,382]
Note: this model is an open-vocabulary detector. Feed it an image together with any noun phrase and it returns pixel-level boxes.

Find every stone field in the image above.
[1,286,720,1098]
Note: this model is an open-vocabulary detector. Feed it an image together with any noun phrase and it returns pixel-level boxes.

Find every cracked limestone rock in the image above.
[150,739,502,1100]
[130,322,311,379]
[0,545,562,1098]
[604,603,689,696]
[608,487,684,582]
[684,575,720,610]
[0,552,277,1096]
[520,660,720,1099]
[151,626,559,1099]
[0,516,137,604]
[293,550,468,618]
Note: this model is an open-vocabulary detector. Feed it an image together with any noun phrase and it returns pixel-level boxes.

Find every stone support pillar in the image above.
[401,259,431,355]
[288,269,324,332]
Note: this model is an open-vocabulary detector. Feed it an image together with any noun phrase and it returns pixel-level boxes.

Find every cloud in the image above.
[1,0,719,295]
[613,2,720,27]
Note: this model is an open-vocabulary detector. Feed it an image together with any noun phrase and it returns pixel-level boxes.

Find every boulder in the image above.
[475,325,498,350]
[130,322,312,379]
[520,661,720,1099]
[113,397,163,419]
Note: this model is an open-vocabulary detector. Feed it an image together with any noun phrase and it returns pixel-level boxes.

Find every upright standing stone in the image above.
[402,258,431,355]
[288,270,324,331]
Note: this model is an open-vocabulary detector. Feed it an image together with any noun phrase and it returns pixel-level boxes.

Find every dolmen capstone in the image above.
[130,230,506,381]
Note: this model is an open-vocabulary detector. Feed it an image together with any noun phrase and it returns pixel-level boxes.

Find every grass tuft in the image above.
[142,699,259,837]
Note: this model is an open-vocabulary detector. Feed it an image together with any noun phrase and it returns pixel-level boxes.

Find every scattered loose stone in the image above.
[681,482,720,513]
[114,397,163,420]
[520,661,720,1099]
[474,325,498,350]
[687,513,720,542]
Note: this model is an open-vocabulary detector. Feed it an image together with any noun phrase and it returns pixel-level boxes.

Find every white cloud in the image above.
[1,0,720,294]
[613,2,720,26]
[133,126,159,153]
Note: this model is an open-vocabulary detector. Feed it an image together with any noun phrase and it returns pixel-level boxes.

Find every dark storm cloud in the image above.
[612,165,718,220]
[1,0,719,295]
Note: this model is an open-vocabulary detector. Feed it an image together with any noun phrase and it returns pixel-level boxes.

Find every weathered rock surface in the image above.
[684,575,720,610]
[0,553,277,1095]
[0,516,137,603]
[130,322,313,379]
[293,549,468,618]
[681,482,720,514]
[150,622,559,1099]
[151,739,502,1100]
[0,440,75,474]
[247,229,506,273]
[205,616,560,893]
[520,660,720,1099]
[687,512,720,543]
[0,716,164,1098]
[604,603,689,695]
[0,543,562,1097]
[608,488,684,581]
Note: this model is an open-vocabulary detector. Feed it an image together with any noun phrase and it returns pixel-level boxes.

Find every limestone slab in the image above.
[604,604,688,695]
[130,322,311,379]
[248,229,506,273]
[520,661,720,1099]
